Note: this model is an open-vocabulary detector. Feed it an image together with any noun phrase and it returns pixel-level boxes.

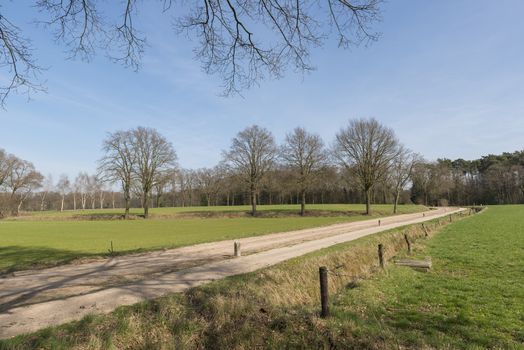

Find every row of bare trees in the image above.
[7,118,524,218]
[223,119,418,216]
[17,172,113,213]
[0,119,419,217]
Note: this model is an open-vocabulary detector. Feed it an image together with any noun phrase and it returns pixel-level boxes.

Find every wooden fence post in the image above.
[449,215,452,223]
[234,241,241,257]
[378,244,385,269]
[378,219,381,226]
[404,234,412,254]
[319,266,329,318]
[108,241,115,256]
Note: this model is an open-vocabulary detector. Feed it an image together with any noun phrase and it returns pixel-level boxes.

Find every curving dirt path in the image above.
[0,207,464,339]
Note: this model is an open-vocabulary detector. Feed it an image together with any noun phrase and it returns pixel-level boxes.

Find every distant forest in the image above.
[1,148,523,215]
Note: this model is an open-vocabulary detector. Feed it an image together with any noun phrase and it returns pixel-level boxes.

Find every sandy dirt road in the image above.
[0,207,463,339]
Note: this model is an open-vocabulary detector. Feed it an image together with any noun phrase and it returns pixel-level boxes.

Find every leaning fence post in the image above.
[404,234,412,254]
[234,241,241,257]
[319,266,329,318]
[378,244,385,269]
[378,219,381,226]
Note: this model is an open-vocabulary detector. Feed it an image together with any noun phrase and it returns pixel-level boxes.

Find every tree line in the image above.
[410,152,524,206]
[1,118,523,218]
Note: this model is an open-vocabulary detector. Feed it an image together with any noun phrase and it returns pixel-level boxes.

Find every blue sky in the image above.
[1,1,523,179]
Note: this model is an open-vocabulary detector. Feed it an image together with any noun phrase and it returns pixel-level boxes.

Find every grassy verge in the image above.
[0,204,424,274]
[1,208,494,349]
[326,205,524,349]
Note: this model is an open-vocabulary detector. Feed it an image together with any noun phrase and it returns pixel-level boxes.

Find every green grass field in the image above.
[13,204,424,220]
[328,205,524,348]
[3,206,521,349]
[0,204,424,273]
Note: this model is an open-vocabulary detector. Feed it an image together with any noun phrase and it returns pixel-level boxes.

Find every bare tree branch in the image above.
[0,14,44,107]
[0,1,382,106]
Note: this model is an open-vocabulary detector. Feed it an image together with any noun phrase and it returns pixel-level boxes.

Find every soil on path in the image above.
[0,207,463,339]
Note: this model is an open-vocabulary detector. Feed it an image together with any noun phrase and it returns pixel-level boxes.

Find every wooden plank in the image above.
[395,259,432,269]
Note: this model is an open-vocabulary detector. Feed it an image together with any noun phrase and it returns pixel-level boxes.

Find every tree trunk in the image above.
[251,188,257,216]
[365,187,372,215]
[156,193,161,208]
[61,196,65,212]
[73,193,77,210]
[300,189,306,216]
[124,198,130,219]
[40,193,47,211]
[393,189,400,214]
[143,192,150,218]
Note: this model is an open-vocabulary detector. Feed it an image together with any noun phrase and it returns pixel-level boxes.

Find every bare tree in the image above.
[334,118,399,215]
[75,172,89,210]
[39,174,54,211]
[0,149,15,189]
[196,166,223,206]
[217,165,236,206]
[5,157,43,215]
[177,169,194,207]
[152,170,173,208]
[95,178,106,209]
[98,130,136,218]
[0,1,382,106]
[85,174,98,209]
[71,176,78,210]
[132,127,177,218]
[281,127,327,216]
[223,125,277,216]
[56,174,70,212]
[390,146,419,214]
